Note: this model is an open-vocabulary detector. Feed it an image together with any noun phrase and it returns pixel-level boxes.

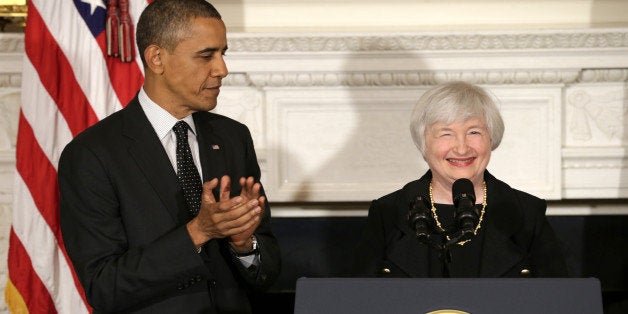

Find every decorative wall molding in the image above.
[580,69,628,82]
[4,31,628,86]
[0,34,24,76]
[227,30,628,52]
[563,147,626,167]
[562,147,626,200]
[4,30,628,54]
[0,74,21,88]
[225,29,628,75]
[0,90,20,150]
[0,33,23,53]
[227,70,584,87]
[6,69,628,87]
[225,70,628,87]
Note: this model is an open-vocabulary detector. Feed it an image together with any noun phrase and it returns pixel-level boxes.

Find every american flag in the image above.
[6,0,148,312]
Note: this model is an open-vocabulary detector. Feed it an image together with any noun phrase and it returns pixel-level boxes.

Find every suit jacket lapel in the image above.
[193,112,228,183]
[122,99,185,223]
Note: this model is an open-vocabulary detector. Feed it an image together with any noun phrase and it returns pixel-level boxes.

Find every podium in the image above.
[294,277,602,314]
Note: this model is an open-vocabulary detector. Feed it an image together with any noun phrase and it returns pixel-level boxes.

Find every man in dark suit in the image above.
[58,0,280,313]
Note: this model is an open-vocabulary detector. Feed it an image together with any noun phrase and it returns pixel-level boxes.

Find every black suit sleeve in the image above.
[59,141,210,312]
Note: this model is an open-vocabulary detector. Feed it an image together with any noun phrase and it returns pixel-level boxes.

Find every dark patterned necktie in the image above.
[173,121,202,216]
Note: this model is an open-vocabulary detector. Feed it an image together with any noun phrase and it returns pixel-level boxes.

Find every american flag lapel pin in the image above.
[211,144,220,150]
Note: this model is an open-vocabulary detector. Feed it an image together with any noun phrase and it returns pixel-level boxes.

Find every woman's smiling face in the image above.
[423,116,492,188]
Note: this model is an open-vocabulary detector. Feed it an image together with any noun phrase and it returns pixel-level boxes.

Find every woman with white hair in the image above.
[353,81,568,277]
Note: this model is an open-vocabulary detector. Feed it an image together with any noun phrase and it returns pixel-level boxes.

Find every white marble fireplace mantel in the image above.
[1,29,627,210]
[218,29,628,204]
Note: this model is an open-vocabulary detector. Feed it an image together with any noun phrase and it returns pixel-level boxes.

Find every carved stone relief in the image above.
[566,84,627,146]
[0,73,21,88]
[0,34,24,54]
[0,90,20,151]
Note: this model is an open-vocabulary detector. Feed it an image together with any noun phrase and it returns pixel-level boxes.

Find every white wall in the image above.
[211,0,628,32]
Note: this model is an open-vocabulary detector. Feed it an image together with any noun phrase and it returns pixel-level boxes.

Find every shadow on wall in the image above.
[269,48,429,289]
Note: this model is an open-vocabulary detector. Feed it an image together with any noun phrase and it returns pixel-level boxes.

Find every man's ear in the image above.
[144,45,164,74]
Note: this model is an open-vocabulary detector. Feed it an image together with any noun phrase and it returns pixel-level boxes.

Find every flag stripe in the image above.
[9,1,148,312]
[24,3,99,136]
[21,60,74,169]
[7,229,57,313]
[13,176,89,313]
[16,112,63,236]
[32,0,126,119]
[14,112,89,312]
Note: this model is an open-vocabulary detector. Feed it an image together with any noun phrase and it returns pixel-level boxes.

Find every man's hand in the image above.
[228,177,267,252]
[186,175,263,249]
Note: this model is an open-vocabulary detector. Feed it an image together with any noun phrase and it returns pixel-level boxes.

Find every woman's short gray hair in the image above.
[409,81,505,156]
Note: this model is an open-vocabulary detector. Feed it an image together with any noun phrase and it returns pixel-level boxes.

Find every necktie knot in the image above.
[173,120,190,139]
[173,120,202,217]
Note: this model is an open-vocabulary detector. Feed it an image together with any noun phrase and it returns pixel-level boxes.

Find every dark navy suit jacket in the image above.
[59,97,280,313]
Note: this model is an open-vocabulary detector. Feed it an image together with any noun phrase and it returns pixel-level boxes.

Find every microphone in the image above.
[451,178,480,242]
[408,196,434,244]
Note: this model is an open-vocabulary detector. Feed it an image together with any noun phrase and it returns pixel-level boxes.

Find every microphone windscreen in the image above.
[452,178,475,205]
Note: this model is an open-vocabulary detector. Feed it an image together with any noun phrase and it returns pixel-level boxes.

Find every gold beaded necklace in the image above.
[428,180,487,246]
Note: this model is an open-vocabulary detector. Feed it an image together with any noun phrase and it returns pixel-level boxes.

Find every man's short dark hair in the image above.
[136,0,222,66]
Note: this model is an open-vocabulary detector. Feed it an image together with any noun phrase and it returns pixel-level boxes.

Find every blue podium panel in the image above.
[294,277,602,314]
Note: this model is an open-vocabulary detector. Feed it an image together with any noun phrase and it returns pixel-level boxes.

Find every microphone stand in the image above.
[414,229,452,278]
[408,196,453,277]
[409,195,480,278]
[439,243,452,278]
